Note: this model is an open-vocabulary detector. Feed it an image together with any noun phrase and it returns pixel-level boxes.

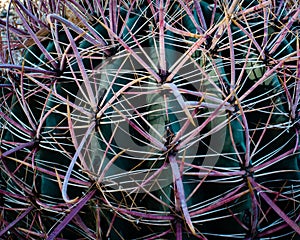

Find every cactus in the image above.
[0,0,299,239]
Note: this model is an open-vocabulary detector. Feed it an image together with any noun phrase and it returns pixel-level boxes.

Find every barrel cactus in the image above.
[0,0,299,239]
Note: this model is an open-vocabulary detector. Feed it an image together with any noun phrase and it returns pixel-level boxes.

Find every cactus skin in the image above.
[0,0,299,239]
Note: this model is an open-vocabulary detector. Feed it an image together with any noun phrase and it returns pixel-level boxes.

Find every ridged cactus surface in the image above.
[0,0,299,239]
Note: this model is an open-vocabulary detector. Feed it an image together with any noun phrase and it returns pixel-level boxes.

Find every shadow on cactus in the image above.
[0,0,299,239]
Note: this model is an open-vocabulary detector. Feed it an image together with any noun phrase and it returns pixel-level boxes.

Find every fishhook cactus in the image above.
[0,0,299,239]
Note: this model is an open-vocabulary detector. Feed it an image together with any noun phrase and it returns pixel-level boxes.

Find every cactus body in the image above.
[0,0,299,239]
